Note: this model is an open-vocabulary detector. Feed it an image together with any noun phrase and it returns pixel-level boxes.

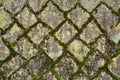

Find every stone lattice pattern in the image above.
[0,0,120,80]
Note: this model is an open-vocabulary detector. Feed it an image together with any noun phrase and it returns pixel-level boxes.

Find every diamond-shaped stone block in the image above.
[68,6,89,28]
[68,40,89,61]
[94,5,119,34]
[26,55,51,76]
[28,23,50,44]
[0,7,11,29]
[3,23,23,43]
[16,8,37,28]
[80,21,101,43]
[13,38,37,59]
[82,52,105,76]
[39,2,64,28]
[55,21,77,43]
[55,55,77,80]
[42,37,63,60]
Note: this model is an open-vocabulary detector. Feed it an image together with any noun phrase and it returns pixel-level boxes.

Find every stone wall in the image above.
[0,0,120,80]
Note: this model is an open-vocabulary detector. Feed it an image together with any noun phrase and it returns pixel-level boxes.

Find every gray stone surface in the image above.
[0,0,120,80]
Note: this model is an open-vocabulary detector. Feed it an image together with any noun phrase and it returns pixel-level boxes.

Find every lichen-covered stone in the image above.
[109,55,120,77]
[42,72,57,80]
[94,71,113,80]
[73,73,87,80]
[103,0,120,12]
[0,38,10,60]
[94,4,119,35]
[28,23,50,44]
[80,21,101,43]
[0,7,11,29]
[55,21,77,43]
[80,0,101,12]
[68,6,89,28]
[29,0,48,12]
[53,0,77,11]
[13,38,37,59]
[42,37,63,60]
[68,40,89,61]
[82,52,105,76]
[0,55,24,79]
[80,0,120,12]
[26,55,51,76]
[0,0,120,79]
[55,55,77,80]
[10,69,32,80]
[93,37,106,53]
[3,23,23,42]
[110,23,120,44]
[2,0,26,13]
[16,8,37,28]
[39,2,64,28]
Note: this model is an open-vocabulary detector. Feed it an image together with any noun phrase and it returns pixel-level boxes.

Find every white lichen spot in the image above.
[110,32,120,44]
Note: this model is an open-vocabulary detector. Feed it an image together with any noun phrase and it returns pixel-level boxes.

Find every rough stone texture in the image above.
[0,55,24,79]
[29,0,48,12]
[55,55,77,80]
[109,55,120,76]
[26,55,51,76]
[28,23,50,44]
[2,0,26,13]
[53,0,77,11]
[3,23,23,42]
[80,20,101,43]
[55,21,77,43]
[94,4,119,37]
[82,52,105,76]
[0,38,10,61]
[10,69,32,80]
[16,7,37,28]
[39,2,64,28]
[94,71,113,80]
[0,7,11,29]
[0,0,120,80]
[68,40,89,61]
[68,6,89,28]
[42,37,63,60]
[42,72,57,80]
[13,37,38,60]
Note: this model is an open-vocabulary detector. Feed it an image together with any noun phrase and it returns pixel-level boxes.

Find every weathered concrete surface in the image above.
[0,0,120,80]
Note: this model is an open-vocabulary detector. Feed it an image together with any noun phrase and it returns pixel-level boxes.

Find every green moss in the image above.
[34,76,41,80]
